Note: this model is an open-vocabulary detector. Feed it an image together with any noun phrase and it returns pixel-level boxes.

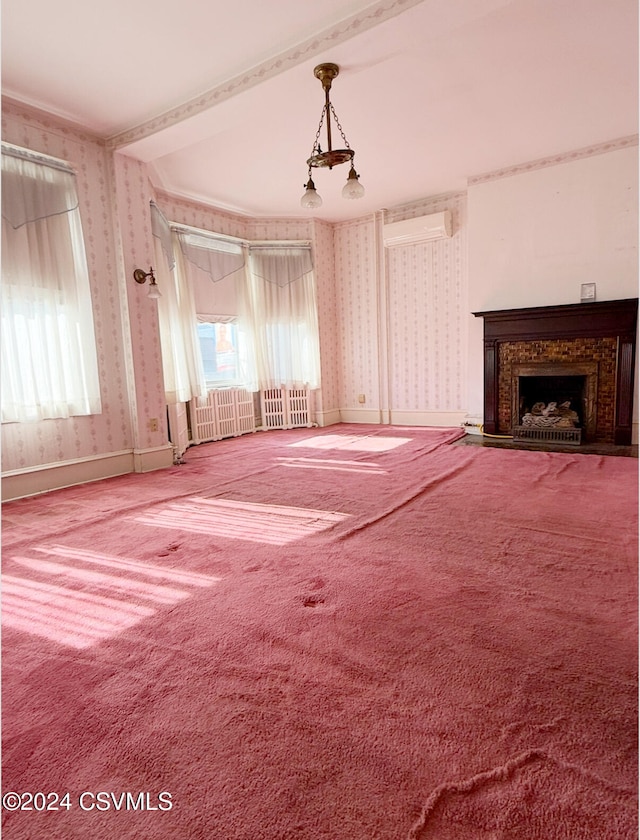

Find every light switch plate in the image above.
[580,283,596,302]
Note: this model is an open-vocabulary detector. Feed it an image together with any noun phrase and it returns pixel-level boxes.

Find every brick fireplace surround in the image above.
[474,299,638,446]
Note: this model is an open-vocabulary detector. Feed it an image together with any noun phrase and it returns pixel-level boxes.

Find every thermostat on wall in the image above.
[580,283,596,302]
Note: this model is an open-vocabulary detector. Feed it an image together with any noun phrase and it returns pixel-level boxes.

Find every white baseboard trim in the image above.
[389,410,467,428]
[339,408,467,427]
[314,409,341,427]
[2,444,174,501]
[133,445,174,473]
[2,450,134,501]
[339,408,383,424]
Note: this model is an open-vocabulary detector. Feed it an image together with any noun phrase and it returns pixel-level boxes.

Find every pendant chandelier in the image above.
[300,63,365,209]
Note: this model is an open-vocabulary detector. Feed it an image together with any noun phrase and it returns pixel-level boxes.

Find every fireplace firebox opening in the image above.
[511,363,598,445]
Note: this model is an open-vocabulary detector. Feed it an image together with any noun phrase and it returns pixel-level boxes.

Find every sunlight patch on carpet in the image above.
[1,548,221,649]
[275,456,387,475]
[13,555,193,604]
[288,434,412,452]
[135,497,350,544]
[33,545,216,587]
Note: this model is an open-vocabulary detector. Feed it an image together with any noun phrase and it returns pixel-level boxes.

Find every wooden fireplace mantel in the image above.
[473,298,638,445]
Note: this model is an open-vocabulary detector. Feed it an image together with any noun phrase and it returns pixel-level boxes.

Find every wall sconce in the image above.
[133,266,161,299]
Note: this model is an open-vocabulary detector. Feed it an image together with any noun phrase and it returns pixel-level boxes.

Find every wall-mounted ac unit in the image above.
[383,210,452,247]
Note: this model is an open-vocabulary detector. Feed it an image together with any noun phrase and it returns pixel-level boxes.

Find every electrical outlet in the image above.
[358,394,366,404]
[148,418,158,432]
[462,416,483,435]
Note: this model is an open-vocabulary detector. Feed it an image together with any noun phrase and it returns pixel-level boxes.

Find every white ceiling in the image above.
[2,0,637,222]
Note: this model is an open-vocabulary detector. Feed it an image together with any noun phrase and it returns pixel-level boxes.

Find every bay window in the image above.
[151,202,320,401]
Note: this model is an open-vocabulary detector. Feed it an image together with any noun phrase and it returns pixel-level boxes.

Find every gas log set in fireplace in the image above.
[512,363,595,445]
[474,299,637,446]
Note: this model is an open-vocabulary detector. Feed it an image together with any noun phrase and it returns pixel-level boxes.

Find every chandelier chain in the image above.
[328,104,352,151]
[309,103,352,158]
[310,108,326,158]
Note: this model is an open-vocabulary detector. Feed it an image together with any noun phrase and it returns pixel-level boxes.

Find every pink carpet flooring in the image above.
[2,425,637,839]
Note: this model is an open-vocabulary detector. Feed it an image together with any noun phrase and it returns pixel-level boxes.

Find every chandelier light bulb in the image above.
[300,177,323,209]
[342,166,365,200]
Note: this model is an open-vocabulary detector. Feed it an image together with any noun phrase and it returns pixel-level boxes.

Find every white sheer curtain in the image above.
[245,247,320,390]
[1,145,102,423]
[153,228,207,404]
[176,231,255,390]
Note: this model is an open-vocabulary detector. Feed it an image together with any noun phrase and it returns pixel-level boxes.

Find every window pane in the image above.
[197,321,240,386]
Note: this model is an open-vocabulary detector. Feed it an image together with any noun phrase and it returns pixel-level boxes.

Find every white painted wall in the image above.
[466,146,639,422]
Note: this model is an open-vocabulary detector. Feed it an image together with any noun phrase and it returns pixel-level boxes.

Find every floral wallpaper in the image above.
[333,216,380,412]
[385,192,468,413]
[112,153,167,453]
[311,220,339,418]
[155,191,250,241]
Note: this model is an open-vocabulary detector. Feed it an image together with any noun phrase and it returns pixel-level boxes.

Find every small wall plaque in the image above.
[580,283,596,302]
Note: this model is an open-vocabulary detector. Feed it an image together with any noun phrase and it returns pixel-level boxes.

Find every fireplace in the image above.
[474,299,638,445]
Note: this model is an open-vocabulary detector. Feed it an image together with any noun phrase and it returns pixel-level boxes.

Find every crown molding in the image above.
[108,0,425,149]
[2,96,104,144]
[468,135,639,186]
